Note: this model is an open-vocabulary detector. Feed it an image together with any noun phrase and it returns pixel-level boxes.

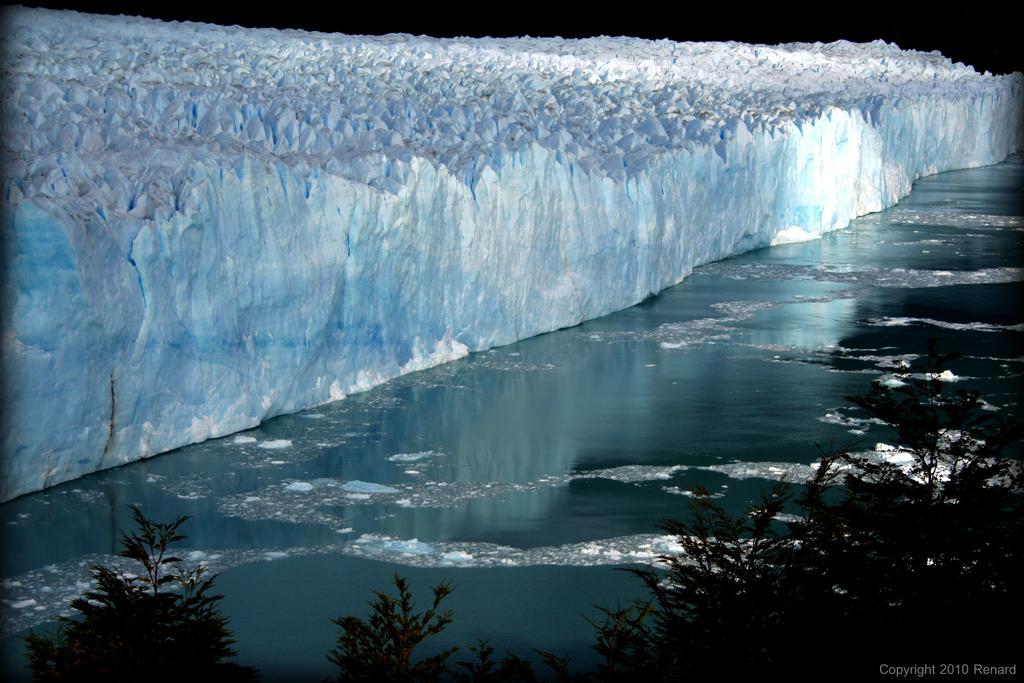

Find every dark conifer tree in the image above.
[327,574,457,682]
[25,506,257,682]
[624,340,1022,677]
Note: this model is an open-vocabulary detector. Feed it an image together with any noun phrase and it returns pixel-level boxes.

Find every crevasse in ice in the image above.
[1,7,1021,500]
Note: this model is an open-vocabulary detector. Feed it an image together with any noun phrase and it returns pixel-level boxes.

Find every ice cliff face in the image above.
[1,7,1021,500]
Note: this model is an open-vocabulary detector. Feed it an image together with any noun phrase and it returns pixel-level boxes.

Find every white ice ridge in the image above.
[2,7,1022,500]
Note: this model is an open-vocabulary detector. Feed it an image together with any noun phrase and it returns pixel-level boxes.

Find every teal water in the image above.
[2,155,1022,679]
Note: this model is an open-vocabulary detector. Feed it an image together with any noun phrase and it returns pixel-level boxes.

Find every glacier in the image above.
[1,7,1021,501]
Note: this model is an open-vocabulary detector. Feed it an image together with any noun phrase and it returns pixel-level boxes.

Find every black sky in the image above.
[8,1,1024,75]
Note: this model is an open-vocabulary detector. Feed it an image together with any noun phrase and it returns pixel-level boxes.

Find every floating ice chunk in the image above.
[864,317,1024,333]
[284,481,314,492]
[258,439,293,450]
[651,539,685,555]
[888,211,1024,229]
[222,463,699,531]
[440,550,474,563]
[263,551,288,560]
[388,451,436,462]
[923,370,959,382]
[874,443,914,464]
[341,481,399,494]
[773,513,805,524]
[662,486,724,499]
[389,539,435,555]
[232,435,258,444]
[704,264,1024,290]
[577,464,687,483]
[380,538,435,555]
[699,461,817,481]
[817,410,885,429]
[345,533,689,567]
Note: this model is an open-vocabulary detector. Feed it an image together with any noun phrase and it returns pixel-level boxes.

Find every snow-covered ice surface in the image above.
[2,7,1022,499]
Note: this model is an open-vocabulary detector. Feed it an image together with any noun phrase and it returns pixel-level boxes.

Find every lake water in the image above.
[2,155,1021,680]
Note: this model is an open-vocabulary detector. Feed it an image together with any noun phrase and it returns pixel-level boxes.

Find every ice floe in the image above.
[862,317,1024,333]
[0,531,690,636]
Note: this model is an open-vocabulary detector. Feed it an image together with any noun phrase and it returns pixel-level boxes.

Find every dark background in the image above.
[7,1,1023,75]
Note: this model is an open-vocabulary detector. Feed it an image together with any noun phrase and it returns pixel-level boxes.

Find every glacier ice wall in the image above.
[2,8,1022,500]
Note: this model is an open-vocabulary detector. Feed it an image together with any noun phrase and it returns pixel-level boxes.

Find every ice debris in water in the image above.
[773,513,805,524]
[387,451,437,463]
[701,263,1024,289]
[341,481,400,494]
[817,410,886,431]
[863,317,1024,333]
[696,461,819,481]
[1,532,690,636]
[921,370,961,382]
[257,439,293,450]
[369,537,436,556]
[662,486,725,499]
[886,211,1024,229]
[586,300,781,350]
[440,550,475,563]
[219,464,691,528]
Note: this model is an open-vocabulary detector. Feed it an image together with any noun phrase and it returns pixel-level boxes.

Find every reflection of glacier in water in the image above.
[1,157,1022,676]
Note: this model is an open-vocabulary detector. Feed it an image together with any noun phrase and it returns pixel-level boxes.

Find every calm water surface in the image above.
[2,155,1022,679]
